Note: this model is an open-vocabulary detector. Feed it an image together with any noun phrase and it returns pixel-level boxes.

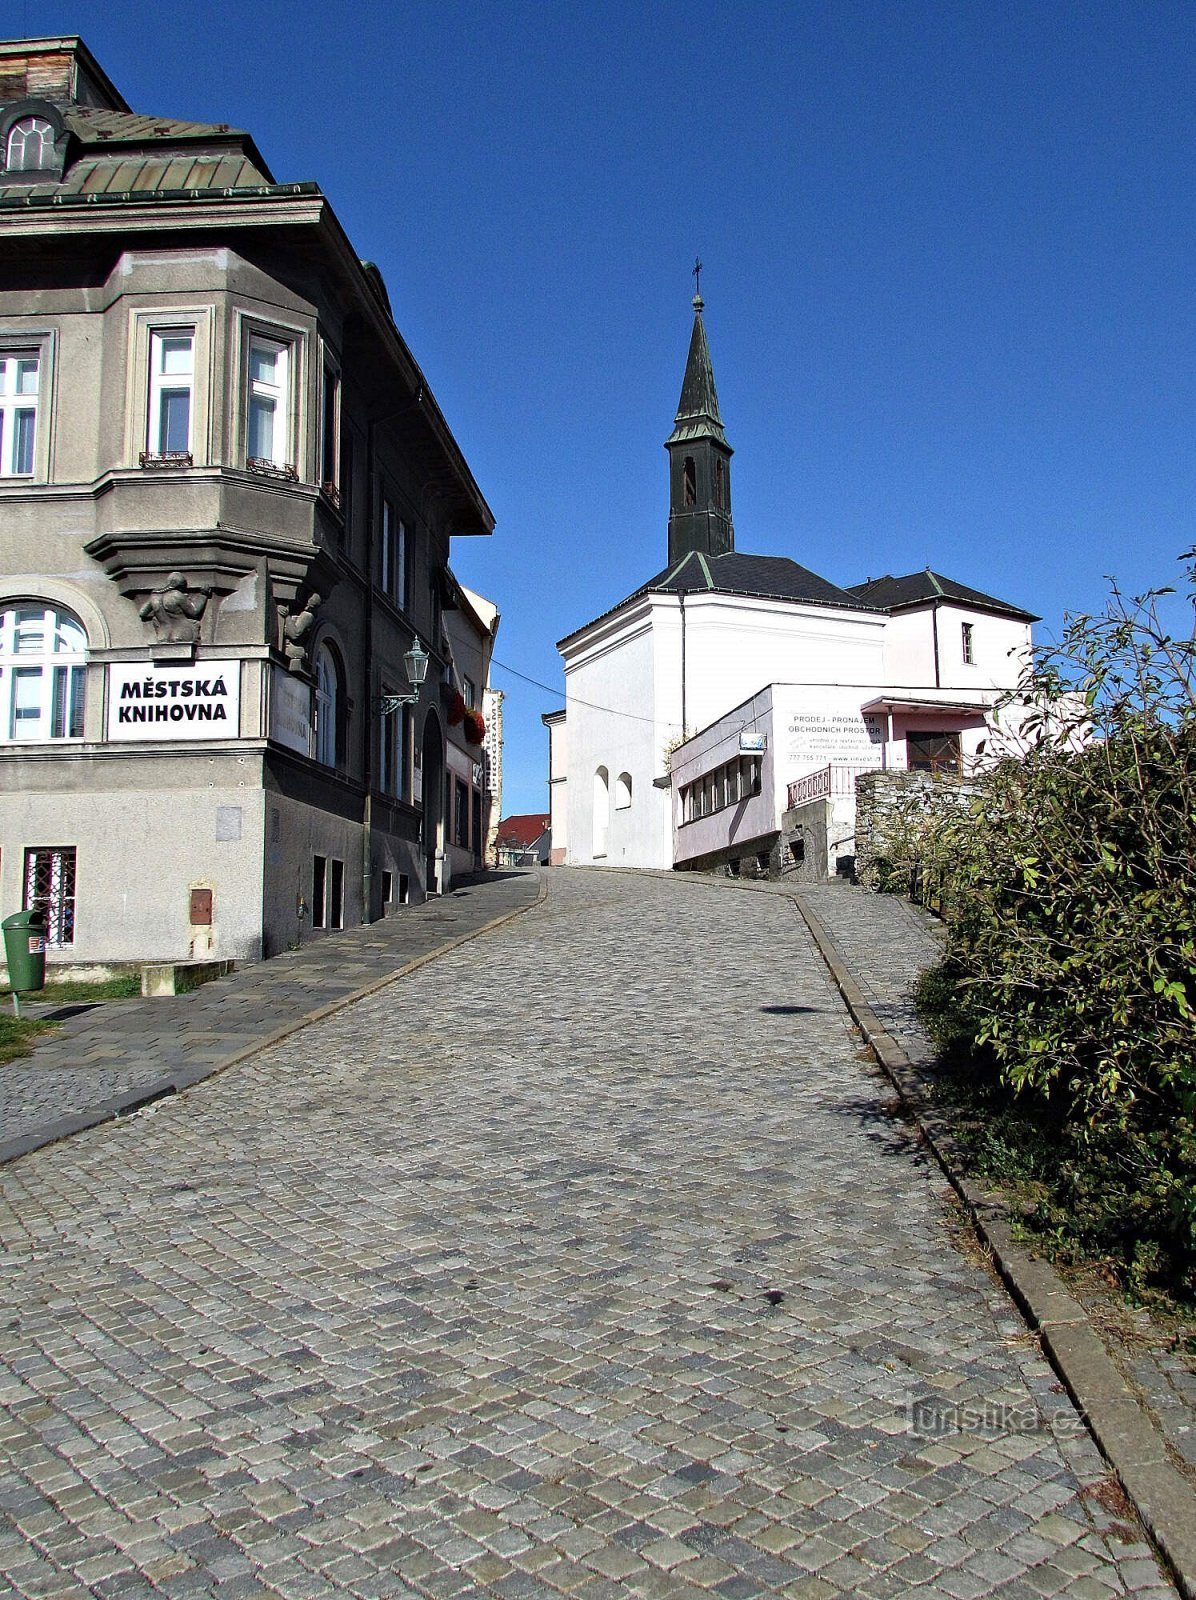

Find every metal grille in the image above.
[24,846,76,947]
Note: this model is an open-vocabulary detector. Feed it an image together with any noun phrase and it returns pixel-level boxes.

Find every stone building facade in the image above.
[0,36,493,967]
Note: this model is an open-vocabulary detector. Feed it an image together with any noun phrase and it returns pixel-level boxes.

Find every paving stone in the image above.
[0,869,1177,1598]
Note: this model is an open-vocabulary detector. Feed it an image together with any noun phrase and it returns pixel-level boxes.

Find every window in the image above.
[6,117,54,173]
[471,788,482,857]
[961,621,975,664]
[381,869,393,903]
[146,330,194,459]
[312,854,344,930]
[379,703,408,798]
[454,777,469,847]
[615,771,632,810]
[380,499,408,608]
[713,456,726,510]
[907,731,961,774]
[25,846,76,948]
[320,363,340,500]
[247,335,290,469]
[314,642,342,768]
[0,603,86,742]
[682,456,696,506]
[593,766,609,857]
[463,676,476,710]
[0,351,39,477]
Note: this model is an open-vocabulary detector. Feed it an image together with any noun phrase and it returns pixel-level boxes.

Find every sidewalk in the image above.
[0,868,541,1165]
[788,875,1196,1597]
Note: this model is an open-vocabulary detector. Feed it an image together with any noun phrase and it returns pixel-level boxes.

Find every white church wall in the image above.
[563,601,675,868]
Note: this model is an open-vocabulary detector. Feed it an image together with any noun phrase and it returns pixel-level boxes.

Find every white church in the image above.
[546,294,1037,877]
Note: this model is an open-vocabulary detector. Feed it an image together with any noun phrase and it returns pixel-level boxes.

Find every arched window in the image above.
[0,603,87,742]
[713,457,725,509]
[615,771,632,810]
[593,766,609,857]
[313,641,342,768]
[682,456,696,507]
[6,117,55,173]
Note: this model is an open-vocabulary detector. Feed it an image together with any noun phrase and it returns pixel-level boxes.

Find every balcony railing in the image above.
[787,763,879,810]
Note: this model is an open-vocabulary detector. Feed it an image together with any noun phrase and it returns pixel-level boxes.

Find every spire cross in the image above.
[692,257,704,308]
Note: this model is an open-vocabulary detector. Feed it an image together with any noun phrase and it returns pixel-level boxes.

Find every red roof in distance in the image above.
[495,813,551,847]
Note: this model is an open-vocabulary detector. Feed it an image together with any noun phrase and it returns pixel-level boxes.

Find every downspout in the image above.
[931,602,941,689]
[679,591,687,740]
[361,420,375,923]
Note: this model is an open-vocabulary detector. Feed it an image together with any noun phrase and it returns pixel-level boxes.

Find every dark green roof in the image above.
[847,569,1038,622]
[665,305,728,450]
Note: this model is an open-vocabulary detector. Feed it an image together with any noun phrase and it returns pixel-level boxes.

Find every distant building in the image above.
[482,687,504,863]
[553,293,1036,877]
[441,578,499,888]
[494,813,551,867]
[0,36,493,966]
[541,709,567,864]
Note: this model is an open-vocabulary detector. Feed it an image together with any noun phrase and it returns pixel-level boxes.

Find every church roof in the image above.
[665,302,729,449]
[847,569,1038,622]
[559,550,875,647]
[644,550,869,607]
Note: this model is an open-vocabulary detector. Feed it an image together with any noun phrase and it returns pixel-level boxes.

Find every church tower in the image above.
[665,288,734,564]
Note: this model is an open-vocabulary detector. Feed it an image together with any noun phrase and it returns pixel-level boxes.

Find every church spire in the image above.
[665,277,734,565]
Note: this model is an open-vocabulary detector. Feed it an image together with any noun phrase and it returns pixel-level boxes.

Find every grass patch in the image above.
[0,976,141,1002]
[0,1012,56,1065]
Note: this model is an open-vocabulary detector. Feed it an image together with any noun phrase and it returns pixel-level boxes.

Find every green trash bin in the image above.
[3,910,47,1012]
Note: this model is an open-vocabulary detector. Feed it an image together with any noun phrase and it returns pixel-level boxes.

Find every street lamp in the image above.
[376,637,430,715]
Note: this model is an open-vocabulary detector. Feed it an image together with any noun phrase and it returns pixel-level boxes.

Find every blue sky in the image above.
[26,0,1196,812]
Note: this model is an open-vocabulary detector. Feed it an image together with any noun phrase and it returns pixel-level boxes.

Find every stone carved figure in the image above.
[282,592,321,674]
[139,571,211,643]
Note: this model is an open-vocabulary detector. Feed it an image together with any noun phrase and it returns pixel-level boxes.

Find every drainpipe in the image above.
[361,420,376,923]
[679,591,687,740]
[931,602,941,689]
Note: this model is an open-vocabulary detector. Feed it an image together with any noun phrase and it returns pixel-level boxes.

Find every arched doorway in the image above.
[421,712,445,895]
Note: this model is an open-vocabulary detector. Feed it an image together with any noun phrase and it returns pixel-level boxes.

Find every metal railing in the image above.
[786,763,879,810]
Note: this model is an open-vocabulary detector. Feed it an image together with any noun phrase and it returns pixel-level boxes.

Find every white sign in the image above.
[739,732,767,754]
[269,666,312,756]
[109,663,241,741]
[786,710,884,769]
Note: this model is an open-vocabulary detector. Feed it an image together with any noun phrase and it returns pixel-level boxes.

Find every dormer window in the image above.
[6,117,55,173]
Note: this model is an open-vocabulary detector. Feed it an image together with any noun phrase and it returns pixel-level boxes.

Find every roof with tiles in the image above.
[495,814,551,848]
[847,569,1038,621]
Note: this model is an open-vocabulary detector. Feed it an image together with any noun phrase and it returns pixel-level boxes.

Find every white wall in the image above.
[882,604,1032,693]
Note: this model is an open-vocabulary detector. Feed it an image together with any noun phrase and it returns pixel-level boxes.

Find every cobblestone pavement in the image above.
[0,871,539,1161]
[0,868,1177,1598]
[794,880,1196,1490]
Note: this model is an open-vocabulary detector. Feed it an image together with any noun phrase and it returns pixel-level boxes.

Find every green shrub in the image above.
[913,554,1196,1301]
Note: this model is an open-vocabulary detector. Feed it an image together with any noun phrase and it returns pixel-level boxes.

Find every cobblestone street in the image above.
[0,869,1176,1599]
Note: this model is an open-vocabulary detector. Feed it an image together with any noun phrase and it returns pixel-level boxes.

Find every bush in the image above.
[917,554,1196,1300]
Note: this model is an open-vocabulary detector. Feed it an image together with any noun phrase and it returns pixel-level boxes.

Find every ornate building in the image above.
[0,36,493,966]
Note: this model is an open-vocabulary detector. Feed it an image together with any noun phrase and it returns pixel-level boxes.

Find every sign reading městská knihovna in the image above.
[108,663,242,742]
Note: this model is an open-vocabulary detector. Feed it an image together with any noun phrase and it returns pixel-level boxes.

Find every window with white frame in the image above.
[6,117,55,173]
[0,603,86,743]
[463,676,475,709]
[146,330,194,458]
[0,351,39,477]
[313,641,342,768]
[247,335,290,469]
[379,703,408,799]
[961,621,975,665]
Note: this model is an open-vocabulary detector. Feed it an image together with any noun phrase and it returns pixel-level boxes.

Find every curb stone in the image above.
[0,874,548,1168]
[791,886,1196,1600]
